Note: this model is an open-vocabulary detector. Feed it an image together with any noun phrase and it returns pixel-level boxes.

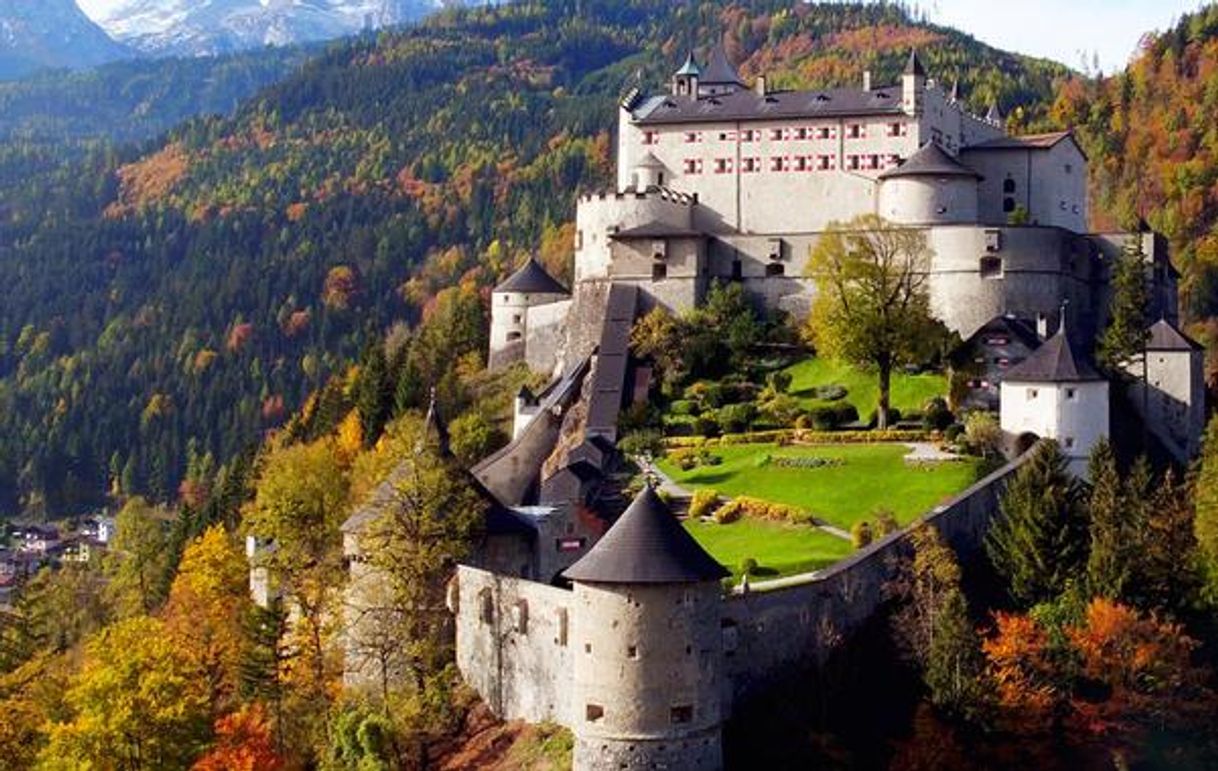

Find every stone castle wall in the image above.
[455,451,1034,738]
[720,451,1032,709]
[454,566,575,725]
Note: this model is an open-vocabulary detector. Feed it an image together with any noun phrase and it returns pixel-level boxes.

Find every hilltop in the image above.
[0,1,1072,514]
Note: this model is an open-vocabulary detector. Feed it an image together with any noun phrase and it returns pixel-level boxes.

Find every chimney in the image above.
[863,70,872,92]
[754,75,767,96]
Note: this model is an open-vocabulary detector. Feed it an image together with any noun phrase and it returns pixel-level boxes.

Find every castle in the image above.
[291,48,1210,771]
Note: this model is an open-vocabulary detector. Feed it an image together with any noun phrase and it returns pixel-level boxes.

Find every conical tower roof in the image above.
[700,45,745,86]
[675,51,701,77]
[1004,324,1103,383]
[879,142,982,180]
[904,49,926,77]
[564,485,728,585]
[494,257,569,295]
[986,102,1004,124]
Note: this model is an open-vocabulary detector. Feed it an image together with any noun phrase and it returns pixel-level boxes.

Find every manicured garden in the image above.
[781,357,948,420]
[659,442,980,530]
[683,517,853,581]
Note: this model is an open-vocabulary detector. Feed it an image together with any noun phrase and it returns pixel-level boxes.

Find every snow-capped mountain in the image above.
[0,0,129,79]
[85,0,452,58]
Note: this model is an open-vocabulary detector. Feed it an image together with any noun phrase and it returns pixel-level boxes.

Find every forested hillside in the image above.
[1051,5,1218,338]
[0,0,1071,515]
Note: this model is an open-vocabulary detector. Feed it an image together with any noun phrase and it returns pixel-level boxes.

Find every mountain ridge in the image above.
[0,0,129,79]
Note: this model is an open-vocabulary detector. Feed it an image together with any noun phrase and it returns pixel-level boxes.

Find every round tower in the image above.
[563,486,730,771]
[488,257,569,370]
[877,142,981,225]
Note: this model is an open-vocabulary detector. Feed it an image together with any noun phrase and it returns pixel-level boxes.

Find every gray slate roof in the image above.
[495,257,569,295]
[563,485,728,584]
[964,130,1074,152]
[904,50,926,77]
[633,85,903,125]
[1003,327,1104,383]
[879,142,982,180]
[1146,318,1203,352]
[701,46,744,86]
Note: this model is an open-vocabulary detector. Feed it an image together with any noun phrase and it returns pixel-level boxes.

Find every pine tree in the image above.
[355,342,391,447]
[1142,469,1202,614]
[1085,440,1132,600]
[1097,235,1150,374]
[924,587,989,722]
[986,440,1088,607]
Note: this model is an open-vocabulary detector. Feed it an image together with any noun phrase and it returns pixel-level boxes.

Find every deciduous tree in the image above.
[805,214,946,428]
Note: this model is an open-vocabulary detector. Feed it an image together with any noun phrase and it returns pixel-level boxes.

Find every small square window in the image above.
[584,643,592,654]
[1066,388,1077,400]
[627,645,638,659]
[1064,437,1075,449]
[586,704,604,722]
[770,128,784,140]
[671,705,693,724]
[652,264,667,281]
[1027,389,1039,400]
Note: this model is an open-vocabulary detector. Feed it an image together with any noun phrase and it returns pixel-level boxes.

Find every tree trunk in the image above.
[878,362,893,430]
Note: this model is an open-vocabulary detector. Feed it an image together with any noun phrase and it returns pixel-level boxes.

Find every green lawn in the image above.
[783,357,947,418]
[684,517,853,582]
[660,443,979,529]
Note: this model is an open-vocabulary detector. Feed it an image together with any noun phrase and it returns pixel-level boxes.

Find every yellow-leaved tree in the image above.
[805,214,948,428]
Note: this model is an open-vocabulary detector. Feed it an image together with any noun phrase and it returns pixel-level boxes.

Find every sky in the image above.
[75,0,1205,72]
[924,0,1205,72]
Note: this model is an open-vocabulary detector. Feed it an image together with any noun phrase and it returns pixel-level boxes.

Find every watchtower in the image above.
[564,486,729,771]
[488,257,569,370]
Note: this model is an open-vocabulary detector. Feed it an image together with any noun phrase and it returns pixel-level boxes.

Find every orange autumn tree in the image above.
[983,598,1213,737]
[192,704,284,771]
[164,525,253,712]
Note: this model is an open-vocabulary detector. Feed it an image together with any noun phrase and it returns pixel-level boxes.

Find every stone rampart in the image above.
[721,451,1033,710]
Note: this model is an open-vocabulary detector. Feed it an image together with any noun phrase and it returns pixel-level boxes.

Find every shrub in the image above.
[814,384,848,401]
[698,448,723,466]
[717,403,758,434]
[851,520,874,549]
[669,449,699,471]
[739,557,759,577]
[761,394,803,427]
[767,371,793,394]
[713,500,744,524]
[689,489,720,519]
[619,430,664,459]
[669,399,697,417]
[964,411,1003,458]
[619,401,660,432]
[693,414,720,437]
[720,380,759,404]
[944,422,966,443]
[922,397,954,432]
[873,509,900,537]
[685,381,724,410]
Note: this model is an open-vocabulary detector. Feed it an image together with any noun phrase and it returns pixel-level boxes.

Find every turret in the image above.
[489,257,570,370]
[999,306,1109,477]
[902,49,926,116]
[672,51,701,97]
[986,102,1004,127]
[877,143,981,224]
[564,486,729,771]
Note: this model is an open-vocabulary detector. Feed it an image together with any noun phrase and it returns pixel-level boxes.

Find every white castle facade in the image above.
[490,47,1200,472]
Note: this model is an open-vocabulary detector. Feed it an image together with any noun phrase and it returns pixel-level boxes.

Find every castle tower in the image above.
[671,51,701,97]
[697,45,745,97]
[488,257,569,370]
[563,486,730,771]
[902,49,926,116]
[877,142,981,224]
[999,310,1109,477]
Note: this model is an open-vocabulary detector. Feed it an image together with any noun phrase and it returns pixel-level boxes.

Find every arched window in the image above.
[1003,178,1016,194]
[514,599,529,634]
[479,588,494,624]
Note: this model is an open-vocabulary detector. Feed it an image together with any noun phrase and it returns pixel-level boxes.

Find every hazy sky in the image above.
[925,0,1205,72]
[76,0,1206,72]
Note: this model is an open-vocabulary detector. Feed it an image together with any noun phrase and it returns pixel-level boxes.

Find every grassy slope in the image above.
[660,443,979,528]
[783,358,947,417]
[684,517,852,581]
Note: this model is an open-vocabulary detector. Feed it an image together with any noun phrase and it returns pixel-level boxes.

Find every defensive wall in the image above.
[454,448,1035,729]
